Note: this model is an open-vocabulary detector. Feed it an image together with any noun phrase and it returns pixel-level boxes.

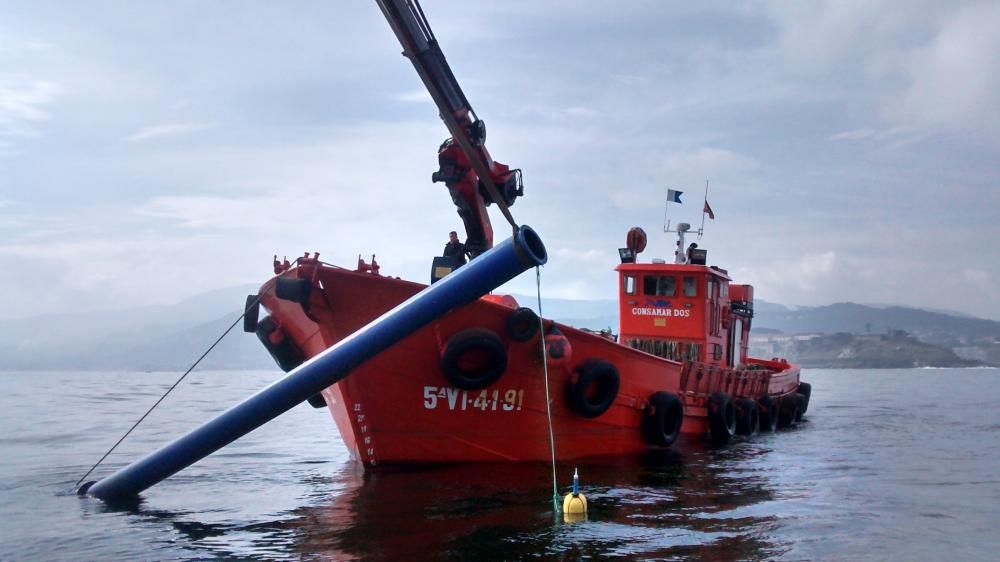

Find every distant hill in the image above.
[0,284,996,371]
[515,296,1000,341]
[752,302,1000,346]
[752,331,981,369]
[0,285,276,372]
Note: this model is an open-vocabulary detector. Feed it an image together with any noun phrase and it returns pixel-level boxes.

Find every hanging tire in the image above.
[276,277,311,304]
[708,392,736,445]
[254,315,322,408]
[778,394,803,428]
[758,396,779,432]
[243,294,260,333]
[735,397,759,436]
[794,391,808,422]
[255,316,304,372]
[506,307,540,342]
[566,359,620,418]
[440,328,508,390]
[642,391,684,447]
[797,382,812,415]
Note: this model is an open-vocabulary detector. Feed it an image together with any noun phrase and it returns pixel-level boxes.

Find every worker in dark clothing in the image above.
[685,243,698,264]
[443,231,467,267]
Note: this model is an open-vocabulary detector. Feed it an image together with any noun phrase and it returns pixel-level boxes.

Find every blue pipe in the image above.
[84,225,546,501]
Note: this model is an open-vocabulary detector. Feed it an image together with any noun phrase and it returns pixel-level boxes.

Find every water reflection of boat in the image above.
[281,446,783,560]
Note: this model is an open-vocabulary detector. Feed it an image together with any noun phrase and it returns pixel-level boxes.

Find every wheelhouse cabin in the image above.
[615,259,754,368]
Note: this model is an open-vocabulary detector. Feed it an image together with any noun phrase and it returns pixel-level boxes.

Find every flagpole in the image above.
[664,188,685,233]
[699,180,709,238]
[663,188,670,233]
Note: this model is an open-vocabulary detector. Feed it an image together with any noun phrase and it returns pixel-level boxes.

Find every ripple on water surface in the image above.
[1,368,999,560]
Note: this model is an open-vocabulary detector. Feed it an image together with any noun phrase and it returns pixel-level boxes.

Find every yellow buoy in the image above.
[563,493,587,514]
[562,468,587,523]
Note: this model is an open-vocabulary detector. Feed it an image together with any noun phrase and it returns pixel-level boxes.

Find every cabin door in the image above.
[726,318,741,367]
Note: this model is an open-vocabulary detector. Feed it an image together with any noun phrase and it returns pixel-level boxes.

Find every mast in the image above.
[698,180,709,239]
[674,223,691,264]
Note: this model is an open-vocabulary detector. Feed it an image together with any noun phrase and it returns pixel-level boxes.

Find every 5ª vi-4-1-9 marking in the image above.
[423,386,524,412]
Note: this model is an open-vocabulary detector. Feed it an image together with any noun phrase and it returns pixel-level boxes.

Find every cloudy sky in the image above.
[2,0,998,321]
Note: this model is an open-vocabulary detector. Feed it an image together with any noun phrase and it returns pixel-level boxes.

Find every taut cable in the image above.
[74,295,259,492]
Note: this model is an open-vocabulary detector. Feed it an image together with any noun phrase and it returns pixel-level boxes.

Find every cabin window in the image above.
[684,343,701,362]
[712,343,723,361]
[644,275,676,296]
[683,276,697,297]
[624,275,636,295]
[643,276,657,295]
[658,276,676,296]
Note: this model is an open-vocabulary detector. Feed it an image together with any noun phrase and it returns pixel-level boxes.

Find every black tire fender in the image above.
[566,359,620,418]
[276,277,311,305]
[642,391,684,447]
[243,294,260,333]
[255,316,304,373]
[779,393,803,428]
[797,382,812,414]
[735,397,759,436]
[758,395,779,432]
[440,328,508,390]
[506,307,540,342]
[708,392,736,445]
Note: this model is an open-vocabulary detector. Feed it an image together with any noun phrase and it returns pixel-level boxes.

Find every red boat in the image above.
[247,0,810,468]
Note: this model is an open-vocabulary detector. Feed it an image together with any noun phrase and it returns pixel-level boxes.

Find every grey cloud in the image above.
[767,0,1000,143]
[0,1,997,320]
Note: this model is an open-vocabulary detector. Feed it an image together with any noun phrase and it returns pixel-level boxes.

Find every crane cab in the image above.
[614,257,753,368]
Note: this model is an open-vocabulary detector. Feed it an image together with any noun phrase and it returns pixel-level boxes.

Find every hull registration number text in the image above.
[423,386,524,412]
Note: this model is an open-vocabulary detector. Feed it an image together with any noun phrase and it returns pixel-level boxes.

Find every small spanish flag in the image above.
[704,200,715,220]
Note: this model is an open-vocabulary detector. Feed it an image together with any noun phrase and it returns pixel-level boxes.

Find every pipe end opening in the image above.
[515,225,547,266]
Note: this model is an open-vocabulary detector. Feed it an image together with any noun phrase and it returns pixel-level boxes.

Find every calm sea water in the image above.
[1,369,998,560]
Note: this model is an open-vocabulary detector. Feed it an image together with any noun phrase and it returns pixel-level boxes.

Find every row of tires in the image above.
[251,295,811,448]
[635,381,812,449]
[705,382,812,445]
[438,320,813,448]
[437,322,685,448]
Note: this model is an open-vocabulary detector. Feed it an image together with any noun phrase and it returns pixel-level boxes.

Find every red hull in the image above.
[256,261,802,468]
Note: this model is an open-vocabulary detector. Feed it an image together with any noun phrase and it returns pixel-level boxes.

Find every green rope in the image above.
[536,266,560,512]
